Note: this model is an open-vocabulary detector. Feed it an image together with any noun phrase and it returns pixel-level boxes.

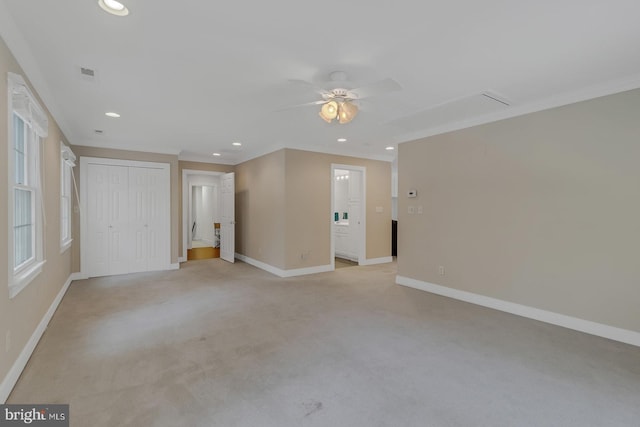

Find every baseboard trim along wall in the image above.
[396,275,640,348]
[69,272,88,281]
[235,254,333,278]
[1,275,74,403]
[168,263,180,271]
[359,256,394,266]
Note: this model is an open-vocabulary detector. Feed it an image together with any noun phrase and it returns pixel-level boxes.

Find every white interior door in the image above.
[107,166,130,275]
[82,157,171,278]
[146,167,170,271]
[129,167,148,273]
[87,164,110,277]
[220,172,235,263]
[348,170,362,262]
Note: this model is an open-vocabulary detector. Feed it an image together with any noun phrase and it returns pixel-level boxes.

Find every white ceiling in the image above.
[2,0,640,165]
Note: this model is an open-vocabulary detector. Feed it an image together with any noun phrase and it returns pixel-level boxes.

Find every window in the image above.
[60,143,76,252]
[8,72,48,298]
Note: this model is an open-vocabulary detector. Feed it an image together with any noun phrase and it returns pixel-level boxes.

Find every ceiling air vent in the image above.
[481,91,510,106]
[79,66,98,82]
[80,67,95,77]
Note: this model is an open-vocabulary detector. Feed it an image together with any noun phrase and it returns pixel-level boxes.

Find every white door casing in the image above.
[181,170,223,260]
[220,172,235,263]
[331,164,366,267]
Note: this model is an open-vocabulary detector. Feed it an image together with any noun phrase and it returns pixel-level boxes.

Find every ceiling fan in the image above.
[281,71,402,124]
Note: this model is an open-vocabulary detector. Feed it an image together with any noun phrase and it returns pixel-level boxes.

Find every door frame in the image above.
[330,164,366,268]
[80,156,171,278]
[181,169,224,262]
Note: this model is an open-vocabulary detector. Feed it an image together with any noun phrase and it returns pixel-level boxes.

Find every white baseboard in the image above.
[69,272,88,281]
[167,263,180,271]
[178,256,186,263]
[235,253,333,278]
[396,275,640,348]
[359,256,394,266]
[1,274,74,403]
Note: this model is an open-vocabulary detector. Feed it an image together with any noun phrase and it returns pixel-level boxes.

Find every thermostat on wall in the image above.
[407,189,417,198]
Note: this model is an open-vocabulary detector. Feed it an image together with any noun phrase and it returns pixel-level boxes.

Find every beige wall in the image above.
[284,149,391,269]
[178,161,235,257]
[0,37,74,389]
[398,88,640,333]
[235,148,392,271]
[235,150,287,269]
[70,146,180,270]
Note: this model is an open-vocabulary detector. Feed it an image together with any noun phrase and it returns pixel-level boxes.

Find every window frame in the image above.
[7,72,48,298]
[60,143,75,252]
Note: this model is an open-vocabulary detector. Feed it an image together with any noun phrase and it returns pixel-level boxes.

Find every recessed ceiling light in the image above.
[212,153,221,157]
[385,146,395,150]
[337,138,347,142]
[105,112,120,118]
[98,0,129,16]
[232,142,242,146]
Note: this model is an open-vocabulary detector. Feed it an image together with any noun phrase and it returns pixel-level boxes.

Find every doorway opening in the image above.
[331,164,366,269]
[182,170,235,263]
[189,184,220,260]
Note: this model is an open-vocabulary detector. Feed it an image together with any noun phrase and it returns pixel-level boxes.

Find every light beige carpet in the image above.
[9,259,640,426]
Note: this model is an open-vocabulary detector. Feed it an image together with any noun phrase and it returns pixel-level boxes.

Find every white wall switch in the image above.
[408,206,415,214]
[417,206,423,214]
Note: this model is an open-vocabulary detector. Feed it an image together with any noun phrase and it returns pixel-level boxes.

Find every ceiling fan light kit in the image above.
[338,101,358,124]
[319,101,338,123]
[319,100,358,124]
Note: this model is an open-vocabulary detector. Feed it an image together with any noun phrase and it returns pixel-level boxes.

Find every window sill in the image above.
[60,239,73,254]
[9,260,46,299]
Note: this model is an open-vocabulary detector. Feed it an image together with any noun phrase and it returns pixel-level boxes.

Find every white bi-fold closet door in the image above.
[81,157,171,278]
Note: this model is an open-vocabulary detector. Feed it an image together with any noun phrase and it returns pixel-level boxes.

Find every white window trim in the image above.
[60,142,75,253]
[8,72,48,299]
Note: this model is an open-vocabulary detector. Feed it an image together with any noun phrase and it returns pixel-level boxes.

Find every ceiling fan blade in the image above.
[348,78,402,99]
[275,99,327,112]
[288,79,331,96]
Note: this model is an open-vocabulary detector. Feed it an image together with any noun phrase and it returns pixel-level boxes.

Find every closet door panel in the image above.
[87,164,110,277]
[146,167,169,271]
[108,166,130,275]
[128,167,149,273]
[82,158,170,277]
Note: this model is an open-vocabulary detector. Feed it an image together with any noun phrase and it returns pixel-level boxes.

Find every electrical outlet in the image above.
[417,206,423,214]
[438,266,445,276]
[408,206,415,214]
